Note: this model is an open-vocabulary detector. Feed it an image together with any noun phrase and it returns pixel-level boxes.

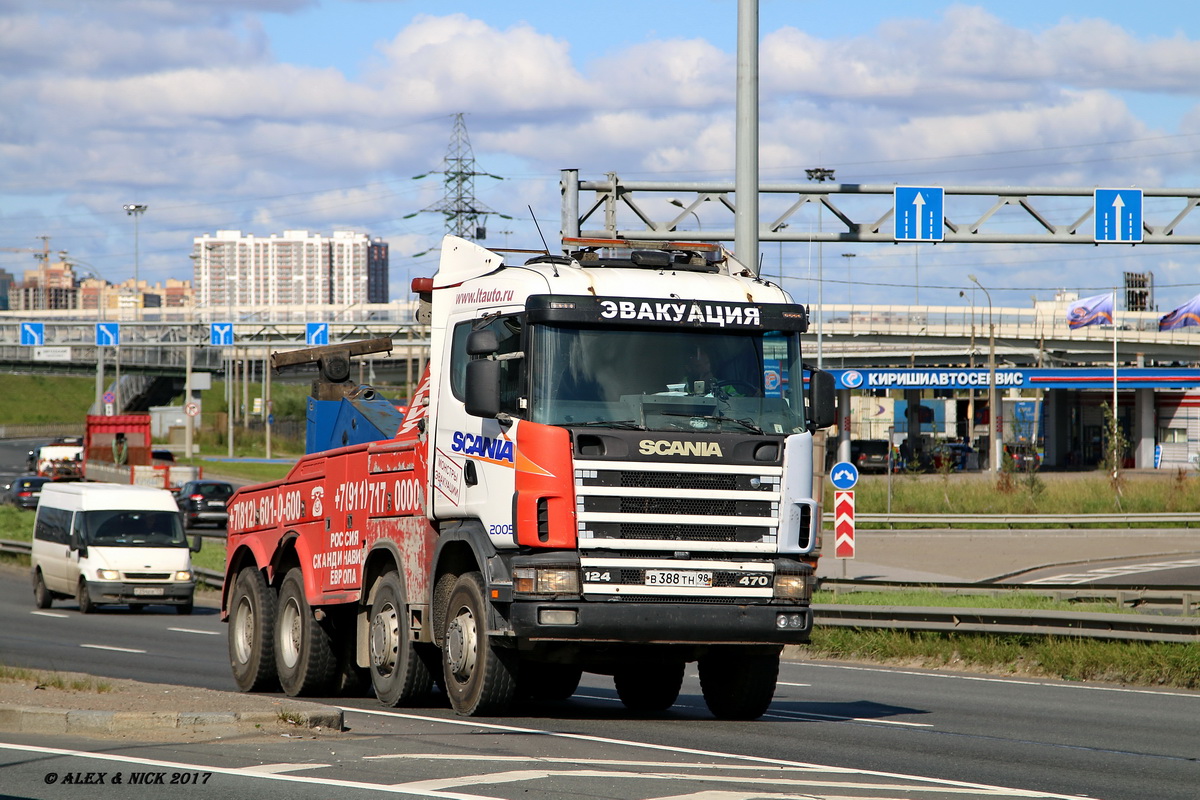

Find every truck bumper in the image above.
[508,601,812,644]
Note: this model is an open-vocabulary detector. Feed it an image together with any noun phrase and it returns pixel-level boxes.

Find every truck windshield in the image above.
[82,510,187,547]
[529,325,807,434]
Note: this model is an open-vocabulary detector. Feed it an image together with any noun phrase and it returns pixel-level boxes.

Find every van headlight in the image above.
[513,567,579,595]
[174,570,192,581]
[97,569,120,581]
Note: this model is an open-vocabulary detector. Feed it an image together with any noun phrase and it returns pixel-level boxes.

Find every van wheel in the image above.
[228,566,278,692]
[176,600,194,615]
[127,604,144,613]
[699,647,779,720]
[77,579,96,614]
[274,568,337,696]
[33,569,52,609]
[368,571,433,706]
[442,571,516,715]
[614,660,684,713]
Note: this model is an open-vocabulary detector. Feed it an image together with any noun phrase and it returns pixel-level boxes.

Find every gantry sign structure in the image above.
[559,169,1200,249]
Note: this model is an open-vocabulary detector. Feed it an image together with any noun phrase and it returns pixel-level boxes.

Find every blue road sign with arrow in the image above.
[95,322,120,346]
[830,461,859,490]
[19,322,44,346]
[209,323,234,346]
[894,186,944,242]
[1094,188,1143,243]
[306,322,329,346]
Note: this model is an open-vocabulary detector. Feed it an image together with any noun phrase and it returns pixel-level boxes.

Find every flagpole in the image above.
[1112,289,1118,481]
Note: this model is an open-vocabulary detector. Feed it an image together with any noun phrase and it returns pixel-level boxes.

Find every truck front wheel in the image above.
[228,566,278,692]
[442,571,516,716]
[369,571,433,706]
[698,648,780,720]
[275,568,337,696]
[614,661,684,713]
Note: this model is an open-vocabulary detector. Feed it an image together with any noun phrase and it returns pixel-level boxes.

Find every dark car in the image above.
[4,476,50,510]
[175,480,234,529]
[850,439,892,473]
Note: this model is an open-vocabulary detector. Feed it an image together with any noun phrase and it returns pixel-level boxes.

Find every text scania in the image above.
[639,440,725,457]
[867,371,1024,388]
[599,300,761,328]
[452,431,515,464]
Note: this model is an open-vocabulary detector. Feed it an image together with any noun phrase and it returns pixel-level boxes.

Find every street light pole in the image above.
[969,275,999,472]
[806,167,835,369]
[669,198,703,231]
[123,204,147,319]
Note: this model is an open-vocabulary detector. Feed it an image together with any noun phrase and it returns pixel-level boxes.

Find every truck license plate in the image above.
[644,570,713,588]
[133,587,164,596]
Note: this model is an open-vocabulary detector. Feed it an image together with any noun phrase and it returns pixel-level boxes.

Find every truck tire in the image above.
[77,578,96,614]
[518,662,583,703]
[442,571,517,716]
[614,661,684,713]
[33,569,52,609]
[228,566,279,693]
[369,571,433,706]
[698,648,779,720]
[275,567,337,696]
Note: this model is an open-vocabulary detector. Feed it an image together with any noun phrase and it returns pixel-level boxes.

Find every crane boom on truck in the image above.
[222,234,835,719]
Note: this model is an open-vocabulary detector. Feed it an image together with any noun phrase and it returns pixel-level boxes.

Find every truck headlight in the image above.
[97,569,120,581]
[773,573,813,601]
[174,570,192,581]
[513,567,580,595]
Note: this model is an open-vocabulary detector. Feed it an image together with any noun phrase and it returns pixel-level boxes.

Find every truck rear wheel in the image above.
[228,566,278,692]
[698,648,779,720]
[369,571,433,706]
[442,571,516,716]
[274,568,337,696]
[614,661,684,713]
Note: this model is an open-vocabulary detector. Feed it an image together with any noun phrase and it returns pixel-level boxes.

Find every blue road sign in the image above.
[1094,188,1143,243]
[19,322,44,346]
[306,322,329,346]
[209,322,234,346]
[830,461,859,490]
[894,186,944,241]
[95,322,120,346]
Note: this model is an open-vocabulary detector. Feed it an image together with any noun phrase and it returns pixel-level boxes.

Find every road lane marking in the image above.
[30,611,69,619]
[0,742,490,799]
[764,708,932,727]
[80,644,146,653]
[777,681,810,687]
[168,627,220,635]
[342,706,1094,799]
[787,661,1200,699]
[237,763,331,774]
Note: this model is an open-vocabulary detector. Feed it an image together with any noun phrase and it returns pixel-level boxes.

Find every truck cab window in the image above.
[450,314,525,417]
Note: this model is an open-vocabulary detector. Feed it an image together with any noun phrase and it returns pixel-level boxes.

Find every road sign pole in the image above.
[184,342,194,460]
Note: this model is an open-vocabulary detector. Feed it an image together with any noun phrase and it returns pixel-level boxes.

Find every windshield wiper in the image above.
[570,419,647,430]
[658,412,764,434]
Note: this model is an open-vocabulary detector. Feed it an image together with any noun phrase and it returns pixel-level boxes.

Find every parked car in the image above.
[175,480,234,529]
[4,476,50,510]
[151,449,176,463]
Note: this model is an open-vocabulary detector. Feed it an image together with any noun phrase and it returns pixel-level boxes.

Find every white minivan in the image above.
[31,483,201,614]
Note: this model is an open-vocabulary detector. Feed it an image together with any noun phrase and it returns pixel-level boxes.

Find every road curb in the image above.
[0,702,343,737]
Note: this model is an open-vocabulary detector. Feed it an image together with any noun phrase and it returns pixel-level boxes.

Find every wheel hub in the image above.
[234,597,254,663]
[370,605,398,672]
[280,598,301,669]
[445,608,477,681]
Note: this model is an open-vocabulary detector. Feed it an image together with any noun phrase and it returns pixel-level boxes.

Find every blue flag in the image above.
[1159,294,1200,331]
[1067,293,1113,329]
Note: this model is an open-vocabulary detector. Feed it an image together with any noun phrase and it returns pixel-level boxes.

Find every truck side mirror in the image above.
[465,359,502,418]
[807,369,836,432]
[466,329,499,356]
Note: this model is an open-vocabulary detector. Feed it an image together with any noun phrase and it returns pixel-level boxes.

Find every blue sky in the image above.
[3,1,1200,308]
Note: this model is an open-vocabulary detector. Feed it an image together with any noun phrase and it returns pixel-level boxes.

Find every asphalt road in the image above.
[3,436,1200,798]
[1,564,1198,800]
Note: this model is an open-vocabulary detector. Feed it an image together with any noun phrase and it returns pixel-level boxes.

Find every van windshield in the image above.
[82,510,187,547]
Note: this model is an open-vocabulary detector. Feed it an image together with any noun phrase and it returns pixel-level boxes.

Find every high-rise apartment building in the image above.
[191,230,389,313]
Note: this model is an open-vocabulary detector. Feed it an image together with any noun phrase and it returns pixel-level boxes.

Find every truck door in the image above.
[433,311,523,545]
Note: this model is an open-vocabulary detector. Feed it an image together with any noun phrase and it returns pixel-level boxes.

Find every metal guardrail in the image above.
[813,605,1199,643]
[846,513,1200,528]
[2,538,1194,641]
